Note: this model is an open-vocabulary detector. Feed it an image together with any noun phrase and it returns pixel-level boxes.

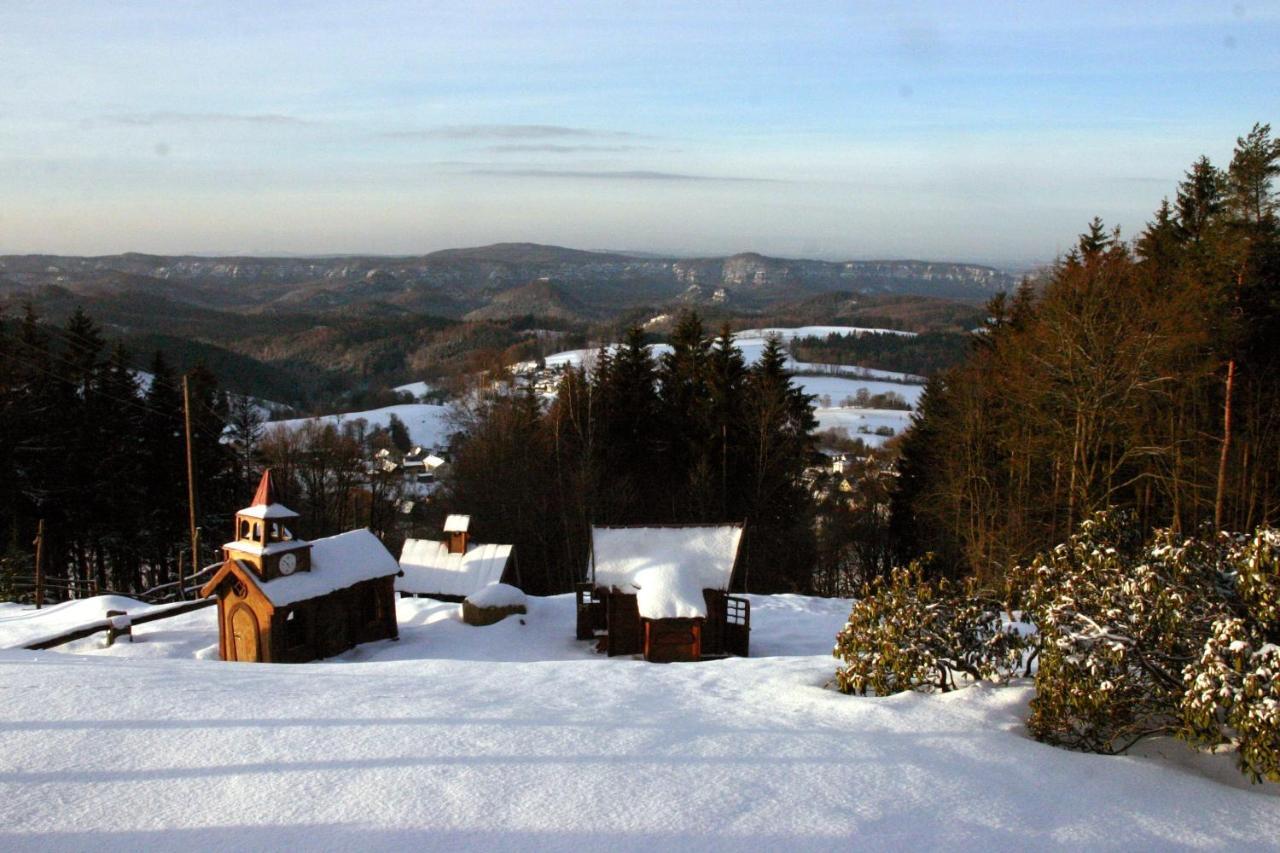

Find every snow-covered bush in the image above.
[1181,530,1280,783]
[1020,512,1231,755]
[832,565,1025,695]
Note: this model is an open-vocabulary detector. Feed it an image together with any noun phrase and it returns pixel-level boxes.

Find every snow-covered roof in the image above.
[424,454,447,469]
[397,540,512,598]
[591,525,743,620]
[444,514,471,533]
[465,582,527,609]
[237,502,299,520]
[253,529,399,607]
[224,539,310,558]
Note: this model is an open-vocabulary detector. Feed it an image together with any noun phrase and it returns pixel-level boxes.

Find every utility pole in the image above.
[33,518,45,610]
[1215,359,1236,532]
[182,374,200,601]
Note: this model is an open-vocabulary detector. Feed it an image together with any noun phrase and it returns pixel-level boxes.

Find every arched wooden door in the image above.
[230,605,260,662]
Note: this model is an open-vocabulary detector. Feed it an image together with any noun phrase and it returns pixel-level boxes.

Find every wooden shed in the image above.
[200,470,401,663]
[396,515,517,602]
[577,524,750,663]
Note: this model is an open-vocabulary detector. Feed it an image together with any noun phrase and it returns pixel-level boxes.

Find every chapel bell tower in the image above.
[224,469,312,582]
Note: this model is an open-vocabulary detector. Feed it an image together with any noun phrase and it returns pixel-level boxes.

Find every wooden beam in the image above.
[22,598,216,651]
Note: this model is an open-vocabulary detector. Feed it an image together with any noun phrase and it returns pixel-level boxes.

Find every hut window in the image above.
[239,519,250,539]
[252,523,262,541]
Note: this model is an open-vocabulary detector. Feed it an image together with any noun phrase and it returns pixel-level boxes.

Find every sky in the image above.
[0,1,1277,266]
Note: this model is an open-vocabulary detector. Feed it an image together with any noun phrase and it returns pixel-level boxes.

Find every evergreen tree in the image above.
[387,413,412,454]
[740,335,817,591]
[892,125,1280,578]
[657,311,713,517]
[596,326,661,523]
[707,324,749,519]
[1226,123,1280,229]
[1175,155,1226,248]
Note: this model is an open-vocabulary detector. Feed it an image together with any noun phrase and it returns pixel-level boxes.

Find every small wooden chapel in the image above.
[200,470,401,663]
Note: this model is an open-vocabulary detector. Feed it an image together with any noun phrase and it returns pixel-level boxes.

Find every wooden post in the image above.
[182,374,200,601]
[105,609,132,647]
[33,518,45,610]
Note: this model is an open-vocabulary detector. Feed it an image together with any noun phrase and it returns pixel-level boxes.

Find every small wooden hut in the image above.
[578,524,750,663]
[397,515,517,601]
[200,470,401,663]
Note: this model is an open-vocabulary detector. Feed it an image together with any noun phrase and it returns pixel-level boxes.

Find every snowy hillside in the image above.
[531,326,921,383]
[0,594,1275,850]
[270,403,453,450]
[521,327,925,447]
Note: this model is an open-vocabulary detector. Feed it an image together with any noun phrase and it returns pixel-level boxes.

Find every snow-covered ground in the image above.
[392,381,434,400]
[0,596,155,650]
[0,593,1275,850]
[269,403,453,450]
[814,406,915,441]
[533,329,921,385]
[799,375,922,407]
[734,325,915,341]
[513,327,926,448]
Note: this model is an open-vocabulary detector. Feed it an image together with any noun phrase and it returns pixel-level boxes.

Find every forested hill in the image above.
[0,244,1017,319]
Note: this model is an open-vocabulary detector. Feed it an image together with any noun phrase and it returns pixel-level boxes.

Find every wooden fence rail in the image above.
[22,598,216,651]
[7,563,220,606]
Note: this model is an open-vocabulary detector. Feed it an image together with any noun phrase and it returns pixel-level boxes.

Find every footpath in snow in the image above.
[0,593,1276,851]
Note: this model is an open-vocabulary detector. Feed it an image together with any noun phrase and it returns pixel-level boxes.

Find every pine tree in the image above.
[1077,216,1112,258]
[140,352,187,587]
[657,311,714,517]
[1226,123,1280,229]
[1175,156,1226,249]
[741,335,817,591]
[387,413,412,454]
[596,326,661,523]
[707,324,748,519]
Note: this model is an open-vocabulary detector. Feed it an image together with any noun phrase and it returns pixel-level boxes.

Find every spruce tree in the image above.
[657,311,713,517]
[741,335,817,591]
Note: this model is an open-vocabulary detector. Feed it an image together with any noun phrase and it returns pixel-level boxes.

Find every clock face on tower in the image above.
[278,552,297,576]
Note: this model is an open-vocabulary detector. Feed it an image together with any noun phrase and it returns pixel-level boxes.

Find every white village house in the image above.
[577,524,750,662]
[397,514,517,601]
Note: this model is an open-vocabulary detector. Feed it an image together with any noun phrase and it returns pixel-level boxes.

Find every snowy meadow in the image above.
[1,594,1276,851]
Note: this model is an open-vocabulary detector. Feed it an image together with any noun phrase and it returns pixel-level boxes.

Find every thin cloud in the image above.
[101,111,315,127]
[467,168,782,183]
[484,143,653,154]
[383,124,646,141]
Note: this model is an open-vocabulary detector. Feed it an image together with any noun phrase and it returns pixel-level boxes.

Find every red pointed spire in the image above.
[251,469,278,507]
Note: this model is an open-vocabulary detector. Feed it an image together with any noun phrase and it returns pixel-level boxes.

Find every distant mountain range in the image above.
[0,244,1008,405]
[0,243,1018,322]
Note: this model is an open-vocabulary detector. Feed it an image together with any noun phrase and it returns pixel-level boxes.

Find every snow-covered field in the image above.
[523,326,927,447]
[269,403,453,450]
[814,406,915,440]
[274,329,922,453]
[392,381,434,400]
[535,327,921,385]
[1,593,1275,850]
